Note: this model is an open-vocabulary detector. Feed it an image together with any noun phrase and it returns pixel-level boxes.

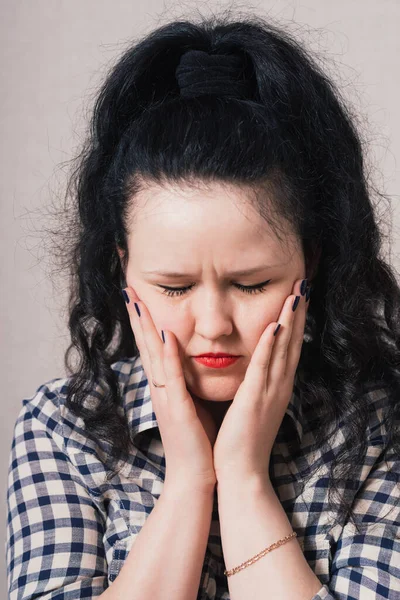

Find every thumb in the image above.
[192,397,218,448]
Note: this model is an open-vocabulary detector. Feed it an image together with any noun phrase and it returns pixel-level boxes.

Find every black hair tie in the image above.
[175,49,251,99]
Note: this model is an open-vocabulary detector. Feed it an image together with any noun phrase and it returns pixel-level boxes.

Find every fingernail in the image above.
[300,279,308,296]
[122,289,130,304]
[273,323,281,336]
[292,295,300,312]
[161,330,165,343]
[134,302,141,317]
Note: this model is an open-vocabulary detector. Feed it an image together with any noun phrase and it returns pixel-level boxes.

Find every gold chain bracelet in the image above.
[224,531,297,577]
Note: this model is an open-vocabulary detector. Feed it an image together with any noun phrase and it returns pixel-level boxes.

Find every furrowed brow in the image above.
[142,265,278,278]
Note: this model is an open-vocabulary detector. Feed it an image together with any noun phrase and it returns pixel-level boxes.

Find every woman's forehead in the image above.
[129,181,296,244]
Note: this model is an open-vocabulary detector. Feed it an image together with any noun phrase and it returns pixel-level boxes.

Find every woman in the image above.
[6,12,400,600]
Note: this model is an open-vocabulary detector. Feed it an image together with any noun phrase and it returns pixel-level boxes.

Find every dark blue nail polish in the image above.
[161,330,165,343]
[300,279,308,296]
[292,295,300,312]
[122,289,130,304]
[134,302,141,317]
[274,323,281,336]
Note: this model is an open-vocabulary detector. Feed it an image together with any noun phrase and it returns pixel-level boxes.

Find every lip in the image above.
[195,353,240,357]
[194,356,240,369]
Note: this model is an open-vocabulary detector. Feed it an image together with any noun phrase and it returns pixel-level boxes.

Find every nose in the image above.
[193,296,234,340]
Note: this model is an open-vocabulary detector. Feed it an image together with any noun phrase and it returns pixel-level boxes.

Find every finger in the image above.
[267,293,298,384]
[286,283,308,375]
[130,294,166,391]
[241,322,277,399]
[162,330,197,421]
[122,287,150,370]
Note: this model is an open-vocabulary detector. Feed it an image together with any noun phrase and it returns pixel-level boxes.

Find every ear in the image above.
[116,246,127,289]
[116,245,124,261]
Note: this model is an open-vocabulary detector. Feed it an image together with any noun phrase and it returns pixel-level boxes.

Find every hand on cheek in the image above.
[212,277,311,486]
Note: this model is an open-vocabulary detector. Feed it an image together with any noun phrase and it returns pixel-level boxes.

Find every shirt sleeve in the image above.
[310,442,400,599]
[6,398,109,599]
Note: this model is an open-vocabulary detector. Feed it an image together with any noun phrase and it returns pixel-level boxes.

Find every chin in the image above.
[184,363,244,399]
[187,379,240,402]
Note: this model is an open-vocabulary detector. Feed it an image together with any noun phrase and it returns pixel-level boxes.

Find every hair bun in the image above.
[175,49,251,99]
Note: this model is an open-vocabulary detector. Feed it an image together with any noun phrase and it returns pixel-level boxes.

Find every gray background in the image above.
[2,1,399,596]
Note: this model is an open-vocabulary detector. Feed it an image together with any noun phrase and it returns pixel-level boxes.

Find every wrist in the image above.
[217,475,273,497]
[163,478,216,500]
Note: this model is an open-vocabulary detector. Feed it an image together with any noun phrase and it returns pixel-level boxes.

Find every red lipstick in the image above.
[194,353,240,369]
[195,353,239,357]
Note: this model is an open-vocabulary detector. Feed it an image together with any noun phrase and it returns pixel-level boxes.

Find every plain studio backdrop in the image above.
[1,0,399,596]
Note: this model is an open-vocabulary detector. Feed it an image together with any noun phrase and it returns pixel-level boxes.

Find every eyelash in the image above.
[159,280,272,297]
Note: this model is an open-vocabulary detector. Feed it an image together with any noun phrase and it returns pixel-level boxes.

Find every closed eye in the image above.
[159,280,272,297]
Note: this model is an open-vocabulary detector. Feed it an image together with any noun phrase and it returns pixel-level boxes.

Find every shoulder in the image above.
[360,380,393,446]
[11,376,67,453]
[11,355,143,457]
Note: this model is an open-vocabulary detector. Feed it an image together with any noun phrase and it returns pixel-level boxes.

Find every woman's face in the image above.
[119,181,306,403]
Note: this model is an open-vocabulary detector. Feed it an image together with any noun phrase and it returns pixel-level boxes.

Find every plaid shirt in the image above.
[6,354,400,599]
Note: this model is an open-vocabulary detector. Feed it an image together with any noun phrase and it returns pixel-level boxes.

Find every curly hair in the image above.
[44,12,400,532]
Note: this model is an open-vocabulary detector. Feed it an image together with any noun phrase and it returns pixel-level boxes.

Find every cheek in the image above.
[153,305,190,338]
[234,314,266,353]
[244,298,283,329]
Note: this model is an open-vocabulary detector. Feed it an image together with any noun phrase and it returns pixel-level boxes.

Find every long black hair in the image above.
[43,12,400,531]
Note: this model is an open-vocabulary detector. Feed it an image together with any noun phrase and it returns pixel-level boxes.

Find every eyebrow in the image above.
[141,265,279,278]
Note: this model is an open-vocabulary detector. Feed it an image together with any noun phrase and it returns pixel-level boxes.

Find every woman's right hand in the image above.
[122,286,217,495]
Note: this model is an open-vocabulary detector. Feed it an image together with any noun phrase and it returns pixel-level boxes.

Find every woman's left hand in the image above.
[212,278,310,488]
